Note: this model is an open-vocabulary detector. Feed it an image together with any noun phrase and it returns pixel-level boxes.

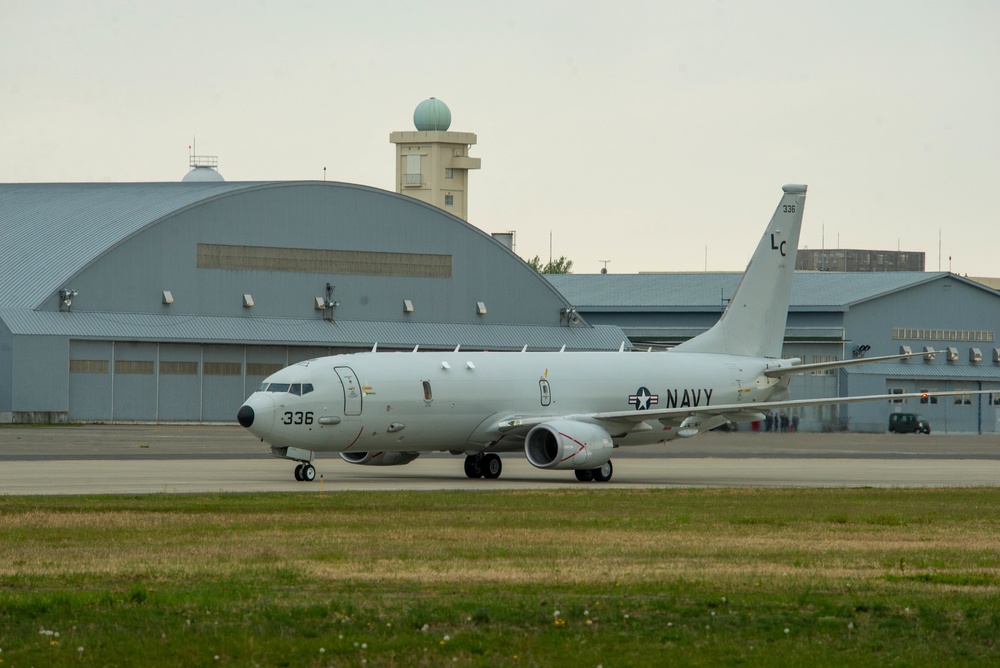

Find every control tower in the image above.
[389,98,481,221]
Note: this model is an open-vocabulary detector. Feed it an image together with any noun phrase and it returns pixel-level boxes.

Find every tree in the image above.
[526,255,574,274]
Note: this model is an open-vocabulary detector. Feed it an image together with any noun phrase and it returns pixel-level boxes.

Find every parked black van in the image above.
[888,413,931,434]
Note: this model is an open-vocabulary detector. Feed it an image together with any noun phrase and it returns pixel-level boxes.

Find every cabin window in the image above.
[422,380,433,402]
[302,383,314,395]
[268,383,290,393]
[259,382,269,392]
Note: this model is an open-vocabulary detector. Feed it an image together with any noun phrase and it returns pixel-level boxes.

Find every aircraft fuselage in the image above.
[239,350,781,454]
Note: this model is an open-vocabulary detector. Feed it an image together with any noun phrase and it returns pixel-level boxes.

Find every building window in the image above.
[403,154,421,186]
[954,391,973,406]
[445,168,454,179]
[892,327,994,342]
[888,387,906,404]
[919,389,938,405]
[811,355,837,375]
[444,194,454,206]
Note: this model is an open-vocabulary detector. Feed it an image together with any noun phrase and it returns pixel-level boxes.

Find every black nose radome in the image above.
[237,405,255,428]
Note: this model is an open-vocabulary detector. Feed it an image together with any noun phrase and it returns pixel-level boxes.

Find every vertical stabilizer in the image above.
[673,184,806,359]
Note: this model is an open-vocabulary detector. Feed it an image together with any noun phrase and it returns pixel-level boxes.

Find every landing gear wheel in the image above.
[464,455,483,479]
[301,464,316,481]
[482,454,503,479]
[293,464,304,481]
[592,460,614,482]
[575,469,594,482]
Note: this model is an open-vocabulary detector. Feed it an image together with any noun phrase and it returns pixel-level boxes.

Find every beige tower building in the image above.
[390,98,481,221]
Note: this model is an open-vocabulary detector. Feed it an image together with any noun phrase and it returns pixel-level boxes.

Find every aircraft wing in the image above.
[762,349,942,378]
[495,389,986,435]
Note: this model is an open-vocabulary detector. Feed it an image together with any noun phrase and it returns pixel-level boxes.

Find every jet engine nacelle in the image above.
[340,451,420,466]
[524,420,614,470]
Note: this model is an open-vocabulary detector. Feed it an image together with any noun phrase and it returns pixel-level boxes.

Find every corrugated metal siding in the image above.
[546,272,961,310]
[0,310,626,351]
[845,362,1000,379]
[0,182,262,308]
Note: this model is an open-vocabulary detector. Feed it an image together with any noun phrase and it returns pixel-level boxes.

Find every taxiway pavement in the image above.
[1,425,998,495]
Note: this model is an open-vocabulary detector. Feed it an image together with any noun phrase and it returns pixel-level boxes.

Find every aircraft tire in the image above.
[293,464,304,481]
[482,454,502,479]
[592,460,613,482]
[574,469,594,482]
[302,464,316,482]
[464,455,483,479]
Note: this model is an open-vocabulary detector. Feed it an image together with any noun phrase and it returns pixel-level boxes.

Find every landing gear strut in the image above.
[464,453,503,479]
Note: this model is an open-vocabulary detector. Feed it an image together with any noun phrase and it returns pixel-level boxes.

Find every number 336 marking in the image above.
[282,411,314,425]
[782,204,796,213]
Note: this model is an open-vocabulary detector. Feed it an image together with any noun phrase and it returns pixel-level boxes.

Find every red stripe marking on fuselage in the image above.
[345,426,364,450]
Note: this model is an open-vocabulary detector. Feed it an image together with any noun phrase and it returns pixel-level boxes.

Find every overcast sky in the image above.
[3,1,997,277]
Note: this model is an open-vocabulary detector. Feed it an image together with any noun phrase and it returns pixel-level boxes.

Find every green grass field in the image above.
[1,488,999,666]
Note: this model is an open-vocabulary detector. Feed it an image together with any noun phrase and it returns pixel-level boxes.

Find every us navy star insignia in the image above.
[628,386,658,410]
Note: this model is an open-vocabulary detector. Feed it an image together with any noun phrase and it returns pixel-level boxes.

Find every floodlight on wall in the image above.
[162,290,174,305]
[58,288,78,311]
[476,301,487,315]
[403,299,414,313]
[243,294,254,307]
[899,345,912,355]
[970,347,983,363]
[320,284,340,321]
[994,348,1000,363]
[560,307,579,326]
[923,346,937,361]
[852,344,871,359]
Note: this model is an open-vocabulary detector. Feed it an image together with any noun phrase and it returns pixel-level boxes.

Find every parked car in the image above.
[888,413,931,434]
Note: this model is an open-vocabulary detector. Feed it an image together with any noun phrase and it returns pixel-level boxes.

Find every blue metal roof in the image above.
[845,362,1000,380]
[0,309,627,351]
[0,182,263,309]
[546,272,977,311]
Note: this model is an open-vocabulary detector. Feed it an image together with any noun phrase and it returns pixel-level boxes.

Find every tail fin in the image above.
[673,184,806,359]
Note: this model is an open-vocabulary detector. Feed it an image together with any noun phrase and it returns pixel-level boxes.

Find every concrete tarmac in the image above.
[1,425,998,495]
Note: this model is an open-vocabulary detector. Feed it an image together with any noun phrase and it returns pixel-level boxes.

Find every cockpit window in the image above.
[259,382,311,394]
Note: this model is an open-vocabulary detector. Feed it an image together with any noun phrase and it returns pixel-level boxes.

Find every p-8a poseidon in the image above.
[238,185,950,482]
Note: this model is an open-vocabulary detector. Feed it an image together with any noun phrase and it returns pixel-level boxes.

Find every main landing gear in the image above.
[464,453,503,479]
[574,460,614,483]
[294,463,316,481]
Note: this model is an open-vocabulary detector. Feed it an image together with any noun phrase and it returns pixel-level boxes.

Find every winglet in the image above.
[673,184,807,359]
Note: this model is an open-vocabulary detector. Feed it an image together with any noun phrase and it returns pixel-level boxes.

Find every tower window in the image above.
[445,168,454,179]
[444,194,454,206]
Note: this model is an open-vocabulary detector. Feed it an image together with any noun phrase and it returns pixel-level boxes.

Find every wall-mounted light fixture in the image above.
[58,288,78,311]
[162,290,174,305]
[852,344,871,358]
[243,294,254,307]
[403,299,414,313]
[476,301,487,315]
[560,307,579,326]
[319,283,340,321]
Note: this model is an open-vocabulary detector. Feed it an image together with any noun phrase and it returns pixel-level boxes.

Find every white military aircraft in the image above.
[238,184,956,482]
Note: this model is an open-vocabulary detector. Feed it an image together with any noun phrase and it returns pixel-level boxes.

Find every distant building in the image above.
[796,249,924,272]
[548,271,1000,435]
[389,98,481,221]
